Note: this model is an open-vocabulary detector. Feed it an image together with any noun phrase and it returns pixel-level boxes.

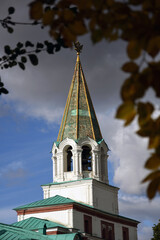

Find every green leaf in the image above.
[8,7,15,15]
[7,27,13,33]
[25,41,34,47]
[28,54,38,65]
[17,42,23,49]
[18,62,25,70]
[4,45,11,55]
[36,42,44,48]
[0,87,9,95]
[21,56,27,63]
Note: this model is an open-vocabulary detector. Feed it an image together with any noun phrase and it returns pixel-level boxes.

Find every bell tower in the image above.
[42,43,119,214]
[52,42,109,184]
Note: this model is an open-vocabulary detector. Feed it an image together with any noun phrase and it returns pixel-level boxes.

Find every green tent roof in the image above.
[57,53,102,143]
[13,195,76,210]
[12,217,67,230]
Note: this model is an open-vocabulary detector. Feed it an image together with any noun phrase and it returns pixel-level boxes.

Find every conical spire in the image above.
[57,42,102,143]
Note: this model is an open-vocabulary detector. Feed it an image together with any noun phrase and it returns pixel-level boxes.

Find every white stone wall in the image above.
[18,209,73,228]
[73,209,138,240]
[18,205,138,240]
[42,179,119,214]
[92,181,119,214]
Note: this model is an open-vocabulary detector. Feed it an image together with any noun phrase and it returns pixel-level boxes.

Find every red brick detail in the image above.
[16,203,138,228]
[16,204,73,215]
[46,231,57,235]
[73,204,138,227]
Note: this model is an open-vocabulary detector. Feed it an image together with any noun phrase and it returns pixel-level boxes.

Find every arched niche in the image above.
[64,145,73,172]
[82,145,92,171]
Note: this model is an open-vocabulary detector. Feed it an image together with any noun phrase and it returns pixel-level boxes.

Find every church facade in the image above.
[0,43,139,240]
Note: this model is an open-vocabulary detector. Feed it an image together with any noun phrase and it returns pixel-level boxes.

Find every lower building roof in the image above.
[12,217,67,230]
[0,222,79,240]
[13,195,139,225]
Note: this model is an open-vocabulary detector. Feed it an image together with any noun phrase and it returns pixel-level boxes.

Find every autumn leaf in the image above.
[145,154,160,170]
[30,1,43,20]
[147,177,160,199]
[122,62,139,73]
[116,101,136,126]
[127,40,142,60]
[43,9,54,25]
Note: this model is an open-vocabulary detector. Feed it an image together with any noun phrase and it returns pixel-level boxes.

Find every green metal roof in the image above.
[0,223,79,240]
[13,194,139,224]
[13,195,76,210]
[12,217,67,230]
[41,178,92,186]
[57,54,102,143]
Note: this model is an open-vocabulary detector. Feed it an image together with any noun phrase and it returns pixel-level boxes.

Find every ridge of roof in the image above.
[57,54,102,143]
[13,195,75,211]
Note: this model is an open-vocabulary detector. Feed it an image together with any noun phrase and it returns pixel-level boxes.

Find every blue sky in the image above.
[0,1,160,240]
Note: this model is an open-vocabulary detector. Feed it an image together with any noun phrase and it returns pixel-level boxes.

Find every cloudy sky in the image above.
[0,1,160,240]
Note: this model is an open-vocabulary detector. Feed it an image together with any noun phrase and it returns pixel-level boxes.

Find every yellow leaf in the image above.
[116,101,136,126]
[142,170,160,183]
[148,136,160,149]
[122,62,139,73]
[43,10,54,25]
[30,1,43,20]
[78,0,92,10]
[127,40,142,60]
[69,21,87,35]
[62,28,76,47]
[145,154,160,169]
[137,102,154,127]
[63,9,75,21]
[147,177,160,199]
[147,36,160,58]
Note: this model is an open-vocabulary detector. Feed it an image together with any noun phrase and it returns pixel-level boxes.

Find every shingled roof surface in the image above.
[57,54,102,143]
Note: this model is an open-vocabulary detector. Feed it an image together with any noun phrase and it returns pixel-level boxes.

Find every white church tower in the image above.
[14,42,139,240]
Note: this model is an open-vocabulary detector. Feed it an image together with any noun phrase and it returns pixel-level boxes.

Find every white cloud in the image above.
[99,110,150,195]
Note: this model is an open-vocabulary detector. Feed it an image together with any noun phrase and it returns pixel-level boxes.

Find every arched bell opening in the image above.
[66,146,73,172]
[82,145,92,171]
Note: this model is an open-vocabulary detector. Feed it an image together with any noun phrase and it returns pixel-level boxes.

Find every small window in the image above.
[101,221,115,240]
[84,215,92,234]
[82,146,92,171]
[123,227,129,240]
[67,146,73,171]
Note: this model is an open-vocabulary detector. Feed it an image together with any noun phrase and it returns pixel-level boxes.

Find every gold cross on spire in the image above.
[74,41,83,55]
